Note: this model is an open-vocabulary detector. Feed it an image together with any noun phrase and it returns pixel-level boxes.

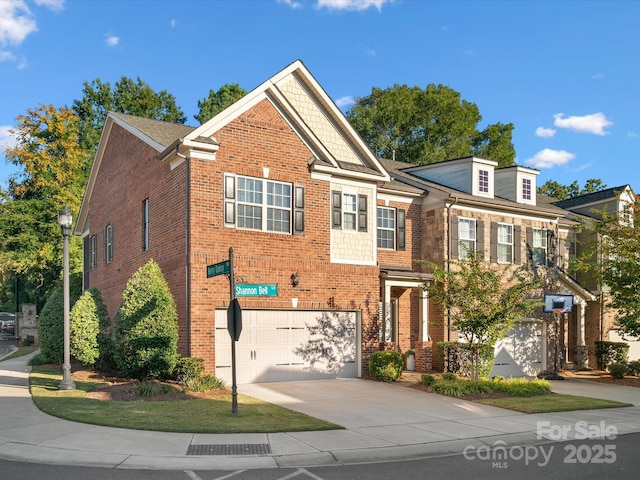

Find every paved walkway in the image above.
[1,347,640,470]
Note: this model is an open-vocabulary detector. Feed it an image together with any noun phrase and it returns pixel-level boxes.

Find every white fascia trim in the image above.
[189,150,217,162]
[449,203,561,224]
[377,192,422,205]
[111,114,165,152]
[314,164,388,182]
[330,257,377,267]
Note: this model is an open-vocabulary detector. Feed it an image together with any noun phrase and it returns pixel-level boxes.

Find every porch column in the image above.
[576,301,588,369]
[420,290,429,342]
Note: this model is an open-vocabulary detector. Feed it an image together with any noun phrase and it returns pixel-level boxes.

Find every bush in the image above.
[369,351,403,381]
[420,374,436,386]
[438,341,494,379]
[192,374,225,392]
[608,362,628,379]
[174,357,206,389]
[70,288,110,366]
[37,285,65,364]
[595,341,629,370]
[627,360,640,376]
[137,381,173,397]
[441,372,458,381]
[113,260,179,380]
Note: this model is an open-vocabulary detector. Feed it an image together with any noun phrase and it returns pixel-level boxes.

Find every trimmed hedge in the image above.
[70,288,110,366]
[369,350,403,381]
[595,341,629,370]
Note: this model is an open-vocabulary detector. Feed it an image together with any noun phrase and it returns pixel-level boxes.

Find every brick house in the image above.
[75,60,615,381]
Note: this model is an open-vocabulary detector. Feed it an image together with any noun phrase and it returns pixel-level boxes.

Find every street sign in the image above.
[227,298,242,341]
[207,260,230,278]
[234,284,278,297]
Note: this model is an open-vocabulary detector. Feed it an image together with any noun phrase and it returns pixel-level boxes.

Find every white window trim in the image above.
[497,222,513,264]
[342,190,358,233]
[458,217,476,259]
[377,206,396,249]
[233,175,293,234]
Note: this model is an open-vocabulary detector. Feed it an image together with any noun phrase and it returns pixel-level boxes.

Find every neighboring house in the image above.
[74,60,615,382]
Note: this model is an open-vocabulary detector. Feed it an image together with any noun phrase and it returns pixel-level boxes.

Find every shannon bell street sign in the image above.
[235,284,278,297]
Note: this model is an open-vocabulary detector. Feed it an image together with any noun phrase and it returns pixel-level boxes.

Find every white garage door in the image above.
[609,330,640,361]
[215,309,360,384]
[490,320,546,378]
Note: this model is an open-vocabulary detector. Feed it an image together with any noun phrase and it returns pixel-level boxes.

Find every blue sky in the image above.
[1,0,639,192]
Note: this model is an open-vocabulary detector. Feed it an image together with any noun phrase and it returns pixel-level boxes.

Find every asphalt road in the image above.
[1,433,639,480]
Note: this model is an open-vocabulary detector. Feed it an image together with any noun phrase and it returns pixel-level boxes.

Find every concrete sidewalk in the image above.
[1,349,640,470]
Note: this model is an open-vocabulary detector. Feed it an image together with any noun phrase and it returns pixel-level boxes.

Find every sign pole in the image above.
[229,247,239,416]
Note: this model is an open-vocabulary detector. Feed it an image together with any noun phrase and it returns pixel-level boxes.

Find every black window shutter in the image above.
[526,227,533,264]
[109,224,114,262]
[358,194,368,232]
[224,175,236,226]
[332,191,342,229]
[294,184,305,235]
[103,227,107,263]
[490,222,498,263]
[514,225,522,264]
[397,209,406,251]
[546,229,554,267]
[450,216,459,259]
[476,220,485,258]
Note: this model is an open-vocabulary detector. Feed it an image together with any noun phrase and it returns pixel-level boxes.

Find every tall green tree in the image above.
[423,252,541,380]
[72,76,186,153]
[0,105,85,309]
[538,178,607,200]
[195,83,247,124]
[346,84,515,166]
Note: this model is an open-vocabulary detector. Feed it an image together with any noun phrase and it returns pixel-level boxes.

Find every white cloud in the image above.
[0,0,38,46]
[525,148,575,169]
[365,47,376,56]
[170,18,176,28]
[277,0,303,8]
[335,96,355,108]
[34,0,65,12]
[592,72,604,80]
[105,33,119,47]
[553,112,612,135]
[0,125,16,153]
[535,126,556,138]
[0,50,15,61]
[316,0,391,11]
[628,131,637,138]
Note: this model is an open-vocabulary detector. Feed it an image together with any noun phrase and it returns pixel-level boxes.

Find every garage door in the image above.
[609,330,640,361]
[490,320,546,378]
[215,309,360,384]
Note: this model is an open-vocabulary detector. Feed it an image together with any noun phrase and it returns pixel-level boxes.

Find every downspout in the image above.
[175,146,191,356]
[446,194,459,342]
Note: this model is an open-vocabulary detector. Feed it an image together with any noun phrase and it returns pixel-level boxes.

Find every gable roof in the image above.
[553,185,632,210]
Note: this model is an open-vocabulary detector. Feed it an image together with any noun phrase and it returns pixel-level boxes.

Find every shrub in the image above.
[192,374,225,392]
[37,285,65,364]
[627,360,640,376]
[369,351,403,381]
[441,372,458,381]
[420,374,436,386]
[608,362,628,379]
[113,260,179,380]
[438,341,494,379]
[595,341,629,370]
[430,380,466,397]
[174,357,206,389]
[137,381,173,397]
[70,288,110,366]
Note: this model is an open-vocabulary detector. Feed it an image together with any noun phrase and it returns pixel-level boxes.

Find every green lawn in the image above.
[30,368,343,434]
[476,393,631,413]
[0,346,38,362]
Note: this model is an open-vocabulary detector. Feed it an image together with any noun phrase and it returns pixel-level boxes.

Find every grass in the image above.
[29,368,343,434]
[0,345,38,362]
[418,375,632,413]
[476,394,631,413]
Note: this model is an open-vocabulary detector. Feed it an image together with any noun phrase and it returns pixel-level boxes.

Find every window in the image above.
[458,218,476,259]
[567,231,577,259]
[532,228,547,266]
[142,198,149,251]
[225,175,303,234]
[103,224,113,263]
[91,235,97,269]
[332,190,368,232]
[522,178,532,201]
[377,207,395,249]
[497,223,513,263]
[478,169,489,193]
[343,193,357,230]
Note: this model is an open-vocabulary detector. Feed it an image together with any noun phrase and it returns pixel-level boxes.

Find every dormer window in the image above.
[522,178,532,201]
[478,169,489,193]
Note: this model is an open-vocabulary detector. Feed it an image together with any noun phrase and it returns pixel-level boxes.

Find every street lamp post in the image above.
[58,206,76,391]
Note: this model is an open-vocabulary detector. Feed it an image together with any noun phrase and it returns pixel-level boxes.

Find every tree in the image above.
[423,252,541,380]
[72,76,186,153]
[70,288,110,366]
[0,105,86,310]
[346,84,515,166]
[538,178,607,200]
[113,260,179,380]
[195,83,247,124]
[573,201,640,337]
